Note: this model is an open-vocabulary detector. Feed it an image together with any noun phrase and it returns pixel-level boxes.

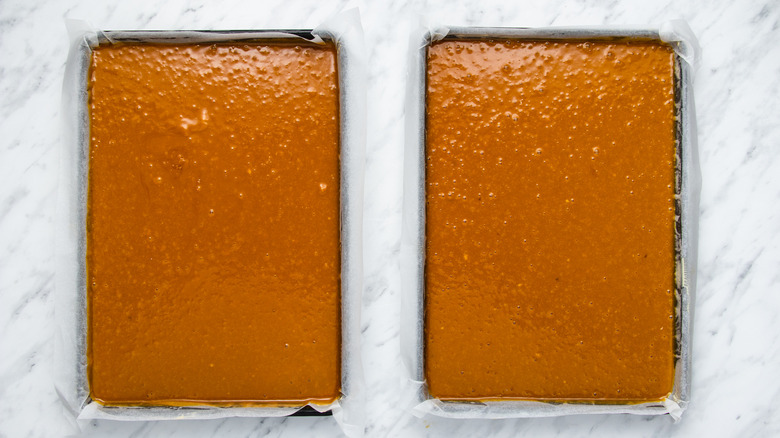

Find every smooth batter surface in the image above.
[87,42,340,405]
[425,40,676,401]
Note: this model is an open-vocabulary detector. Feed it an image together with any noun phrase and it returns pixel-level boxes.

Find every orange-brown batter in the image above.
[87,42,341,406]
[425,40,676,401]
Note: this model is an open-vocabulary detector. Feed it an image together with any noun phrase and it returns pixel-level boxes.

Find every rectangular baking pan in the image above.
[65,29,359,420]
[404,25,699,419]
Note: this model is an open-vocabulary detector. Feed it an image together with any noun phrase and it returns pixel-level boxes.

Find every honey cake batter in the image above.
[425,40,676,401]
[87,42,341,405]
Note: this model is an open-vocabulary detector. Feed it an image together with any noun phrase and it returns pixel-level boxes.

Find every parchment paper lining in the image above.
[56,10,366,437]
[400,21,700,421]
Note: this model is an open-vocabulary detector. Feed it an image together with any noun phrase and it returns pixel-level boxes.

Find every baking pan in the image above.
[401,24,700,420]
[57,23,365,426]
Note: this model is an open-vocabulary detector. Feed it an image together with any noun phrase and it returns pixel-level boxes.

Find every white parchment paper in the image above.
[56,9,366,437]
[400,21,701,421]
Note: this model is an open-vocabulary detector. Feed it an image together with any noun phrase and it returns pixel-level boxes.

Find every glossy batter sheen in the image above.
[425,40,676,401]
[87,43,340,405]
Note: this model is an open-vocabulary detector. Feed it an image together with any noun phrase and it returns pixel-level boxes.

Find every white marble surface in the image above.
[1,0,779,436]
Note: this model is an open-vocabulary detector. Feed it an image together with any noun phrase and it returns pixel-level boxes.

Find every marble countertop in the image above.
[2,0,779,436]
